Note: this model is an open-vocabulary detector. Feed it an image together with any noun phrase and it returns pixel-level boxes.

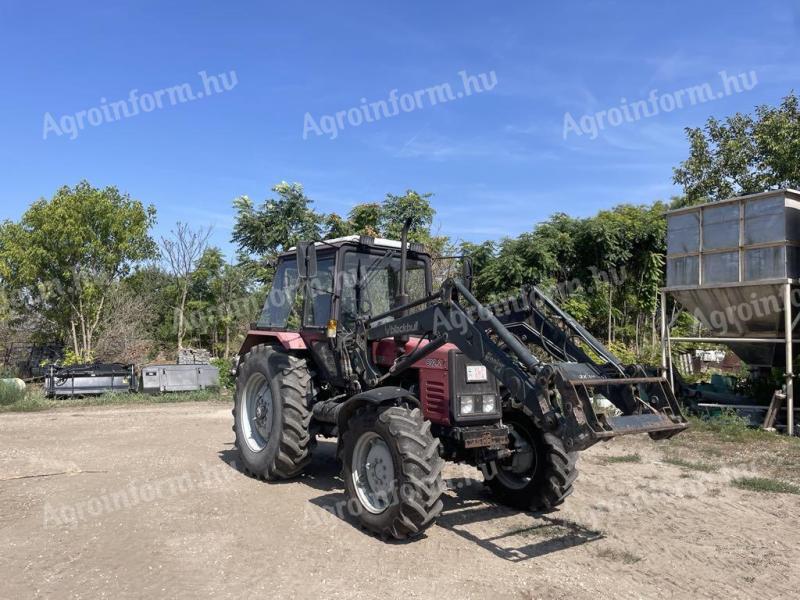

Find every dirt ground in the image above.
[1,402,798,600]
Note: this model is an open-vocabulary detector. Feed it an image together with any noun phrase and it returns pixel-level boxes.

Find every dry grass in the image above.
[664,415,800,485]
[597,547,642,564]
[662,456,717,473]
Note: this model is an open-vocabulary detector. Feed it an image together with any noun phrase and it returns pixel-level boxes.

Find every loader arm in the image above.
[486,285,623,373]
[349,278,687,451]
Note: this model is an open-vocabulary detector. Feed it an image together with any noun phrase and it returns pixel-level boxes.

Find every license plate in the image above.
[464,430,507,449]
[466,365,487,382]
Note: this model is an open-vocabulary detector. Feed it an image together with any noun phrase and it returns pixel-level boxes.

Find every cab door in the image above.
[299,254,340,382]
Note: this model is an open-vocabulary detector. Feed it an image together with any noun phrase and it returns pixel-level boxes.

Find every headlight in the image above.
[460,395,475,415]
[481,394,496,414]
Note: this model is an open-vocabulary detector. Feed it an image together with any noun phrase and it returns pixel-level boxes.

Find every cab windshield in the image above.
[339,250,428,330]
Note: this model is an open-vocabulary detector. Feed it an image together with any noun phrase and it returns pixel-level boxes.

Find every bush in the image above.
[210,357,235,389]
[689,410,762,442]
[62,349,93,366]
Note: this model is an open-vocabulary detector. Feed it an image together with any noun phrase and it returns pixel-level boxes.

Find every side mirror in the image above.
[296,242,318,279]
[461,256,474,292]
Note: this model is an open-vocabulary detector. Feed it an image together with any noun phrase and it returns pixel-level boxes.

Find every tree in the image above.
[459,241,496,300]
[93,281,153,364]
[161,222,212,350]
[0,181,156,362]
[232,182,321,260]
[187,248,253,358]
[457,202,668,354]
[322,213,353,238]
[122,263,176,354]
[231,184,442,286]
[380,190,435,242]
[347,203,382,236]
[214,262,252,358]
[674,92,800,201]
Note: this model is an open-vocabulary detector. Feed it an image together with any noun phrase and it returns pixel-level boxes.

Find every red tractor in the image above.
[233,222,687,539]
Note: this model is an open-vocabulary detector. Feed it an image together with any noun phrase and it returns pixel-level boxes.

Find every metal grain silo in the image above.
[661,189,800,434]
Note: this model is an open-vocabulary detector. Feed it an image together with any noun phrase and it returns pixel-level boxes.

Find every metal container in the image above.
[140,364,219,394]
[667,189,800,288]
[45,364,136,397]
[665,189,800,366]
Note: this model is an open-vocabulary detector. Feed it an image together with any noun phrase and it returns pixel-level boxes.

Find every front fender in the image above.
[336,386,420,434]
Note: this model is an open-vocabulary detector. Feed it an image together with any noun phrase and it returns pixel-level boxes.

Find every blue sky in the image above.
[1,0,797,257]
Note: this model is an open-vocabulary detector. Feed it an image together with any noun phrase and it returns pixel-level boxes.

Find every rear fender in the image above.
[239,330,307,357]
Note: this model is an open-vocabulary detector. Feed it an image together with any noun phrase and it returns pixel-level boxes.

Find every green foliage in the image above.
[731,476,800,495]
[604,453,641,463]
[459,240,496,299]
[347,203,382,236]
[0,388,228,413]
[687,411,767,442]
[210,357,235,389]
[322,213,353,238]
[186,248,255,357]
[674,92,800,201]
[459,203,668,355]
[380,190,435,242]
[62,349,90,366]
[233,185,440,261]
[606,340,637,364]
[0,181,157,362]
[662,456,717,472]
[232,182,321,259]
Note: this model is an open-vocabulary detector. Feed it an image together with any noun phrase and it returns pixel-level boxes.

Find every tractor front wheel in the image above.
[341,405,445,539]
[485,413,578,512]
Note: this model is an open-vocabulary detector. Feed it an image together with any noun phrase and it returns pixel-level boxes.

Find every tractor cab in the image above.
[256,236,432,334]
[248,235,434,384]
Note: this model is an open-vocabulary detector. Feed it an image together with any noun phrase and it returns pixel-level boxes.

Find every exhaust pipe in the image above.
[394,217,413,345]
[396,217,413,310]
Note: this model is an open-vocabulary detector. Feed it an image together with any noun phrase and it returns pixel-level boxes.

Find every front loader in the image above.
[233,221,687,539]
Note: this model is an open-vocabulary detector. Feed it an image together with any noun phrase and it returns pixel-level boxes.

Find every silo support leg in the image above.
[785,283,795,437]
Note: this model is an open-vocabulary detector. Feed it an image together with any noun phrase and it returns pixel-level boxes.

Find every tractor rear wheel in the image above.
[232,345,313,480]
[341,405,445,539]
[485,412,578,512]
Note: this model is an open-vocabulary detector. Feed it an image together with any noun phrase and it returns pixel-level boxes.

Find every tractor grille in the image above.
[423,377,450,424]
